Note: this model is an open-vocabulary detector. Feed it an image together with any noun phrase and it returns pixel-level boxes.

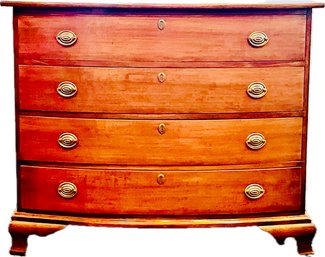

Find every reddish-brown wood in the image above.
[2,1,324,9]
[9,220,66,256]
[19,66,305,113]
[12,211,313,228]
[19,165,302,215]
[19,116,303,165]
[17,14,307,66]
[300,9,313,212]
[18,110,306,120]
[18,60,307,68]
[8,211,316,256]
[260,223,317,255]
[18,161,303,171]
[4,3,322,256]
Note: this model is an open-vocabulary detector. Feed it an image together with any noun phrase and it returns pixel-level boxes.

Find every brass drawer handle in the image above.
[157,72,166,83]
[58,182,77,199]
[157,173,166,185]
[58,132,78,149]
[157,19,166,30]
[247,82,267,99]
[57,81,77,98]
[158,123,166,135]
[246,133,266,150]
[248,31,269,47]
[56,30,78,46]
[245,184,265,200]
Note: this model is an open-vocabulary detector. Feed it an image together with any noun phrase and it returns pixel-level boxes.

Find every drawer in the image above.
[19,165,302,215]
[18,14,306,65]
[19,66,304,113]
[19,116,302,165]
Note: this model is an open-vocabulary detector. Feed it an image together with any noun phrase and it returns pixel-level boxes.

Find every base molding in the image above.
[9,211,316,256]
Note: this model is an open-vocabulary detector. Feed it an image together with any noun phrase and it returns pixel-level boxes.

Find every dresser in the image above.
[1,0,324,256]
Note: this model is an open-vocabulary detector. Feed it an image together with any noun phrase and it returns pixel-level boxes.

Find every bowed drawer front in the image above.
[17,14,306,65]
[3,2,323,256]
[19,116,302,165]
[19,66,304,113]
[20,166,302,215]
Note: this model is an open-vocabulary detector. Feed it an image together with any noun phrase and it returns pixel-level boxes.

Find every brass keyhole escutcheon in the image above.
[158,123,166,135]
[157,19,166,30]
[157,72,167,83]
[157,173,166,185]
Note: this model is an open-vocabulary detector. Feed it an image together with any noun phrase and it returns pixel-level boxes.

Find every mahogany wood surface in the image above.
[17,14,307,66]
[2,1,324,9]
[19,165,302,215]
[18,110,306,120]
[8,211,314,255]
[19,66,305,113]
[9,220,66,256]
[4,3,322,256]
[260,223,317,255]
[12,211,312,227]
[19,116,303,165]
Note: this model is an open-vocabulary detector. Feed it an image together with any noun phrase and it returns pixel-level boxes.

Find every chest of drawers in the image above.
[1,1,323,256]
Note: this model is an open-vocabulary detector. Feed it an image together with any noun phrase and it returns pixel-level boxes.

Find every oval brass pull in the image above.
[157,173,166,185]
[247,82,267,99]
[57,81,77,98]
[157,19,166,30]
[157,72,166,83]
[56,30,78,46]
[248,31,269,47]
[58,182,77,199]
[58,132,78,149]
[246,133,266,150]
[245,184,265,200]
[158,123,166,135]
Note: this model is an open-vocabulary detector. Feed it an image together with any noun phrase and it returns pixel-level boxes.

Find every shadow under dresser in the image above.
[0,0,324,255]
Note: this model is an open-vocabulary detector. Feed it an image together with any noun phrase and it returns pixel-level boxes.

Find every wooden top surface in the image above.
[1,0,324,9]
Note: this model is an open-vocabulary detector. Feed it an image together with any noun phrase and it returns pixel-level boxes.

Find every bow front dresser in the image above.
[1,0,323,256]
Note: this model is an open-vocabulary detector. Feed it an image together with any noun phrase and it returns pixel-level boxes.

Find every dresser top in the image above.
[1,0,324,9]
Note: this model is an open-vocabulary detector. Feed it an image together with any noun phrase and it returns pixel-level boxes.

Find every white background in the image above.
[0,1,324,257]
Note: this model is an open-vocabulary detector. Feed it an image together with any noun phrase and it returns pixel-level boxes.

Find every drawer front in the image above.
[18,14,306,64]
[19,166,302,215]
[19,116,302,165]
[19,66,304,113]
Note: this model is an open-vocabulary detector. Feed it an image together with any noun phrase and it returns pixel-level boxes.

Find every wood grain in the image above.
[12,211,312,227]
[18,110,306,120]
[19,66,305,113]
[260,223,317,255]
[2,1,324,9]
[17,14,307,66]
[19,165,302,215]
[9,220,66,256]
[19,116,303,165]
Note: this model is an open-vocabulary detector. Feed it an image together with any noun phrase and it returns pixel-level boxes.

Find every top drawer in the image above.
[17,13,306,65]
